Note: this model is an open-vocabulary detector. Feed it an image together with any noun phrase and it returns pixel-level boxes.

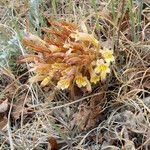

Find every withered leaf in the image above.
[73,92,104,130]
[0,99,8,113]
[74,103,101,130]
[48,137,59,150]
[0,116,7,130]
[12,94,29,120]
[143,80,150,89]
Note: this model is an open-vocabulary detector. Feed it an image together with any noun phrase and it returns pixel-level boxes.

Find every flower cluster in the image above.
[21,19,114,92]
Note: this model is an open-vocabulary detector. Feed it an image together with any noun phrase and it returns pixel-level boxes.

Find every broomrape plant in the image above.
[20,19,114,92]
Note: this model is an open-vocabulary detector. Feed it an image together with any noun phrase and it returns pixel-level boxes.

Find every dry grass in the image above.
[0,0,150,150]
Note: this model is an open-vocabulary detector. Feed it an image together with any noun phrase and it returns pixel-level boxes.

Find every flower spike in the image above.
[21,18,114,92]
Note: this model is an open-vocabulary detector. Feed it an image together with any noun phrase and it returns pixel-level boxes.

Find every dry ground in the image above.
[0,0,150,150]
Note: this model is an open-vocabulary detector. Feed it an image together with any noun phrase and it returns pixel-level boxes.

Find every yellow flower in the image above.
[100,49,114,64]
[95,59,110,74]
[57,77,73,90]
[95,59,110,81]
[70,32,99,47]
[61,67,70,76]
[85,78,92,92]
[52,63,64,69]
[51,63,67,77]
[76,75,87,88]
[90,74,100,84]
[76,75,92,92]
[88,65,100,84]
[41,76,51,86]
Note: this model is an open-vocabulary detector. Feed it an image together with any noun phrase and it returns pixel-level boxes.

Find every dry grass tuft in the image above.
[0,0,150,150]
